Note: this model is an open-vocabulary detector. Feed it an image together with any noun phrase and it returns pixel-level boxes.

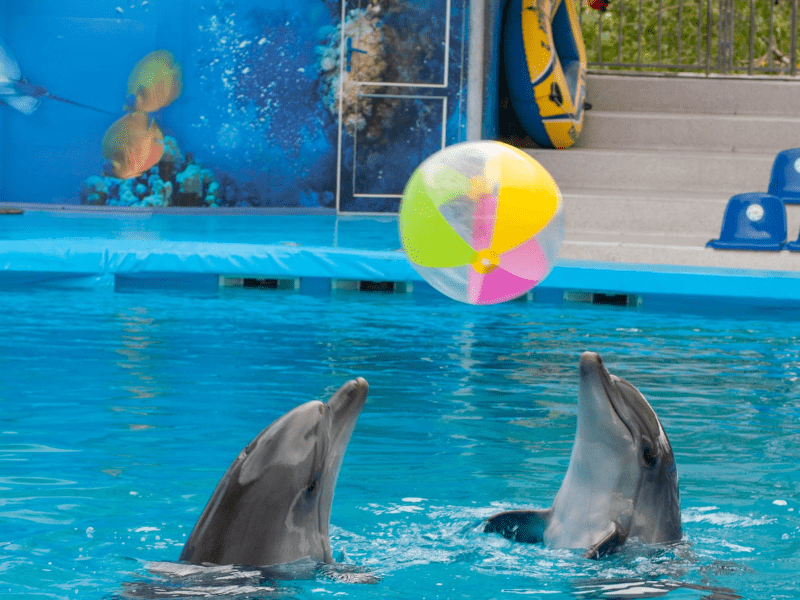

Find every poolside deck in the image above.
[556,188,800,272]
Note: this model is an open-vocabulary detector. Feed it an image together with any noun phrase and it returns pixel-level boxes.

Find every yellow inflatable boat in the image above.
[503,0,587,149]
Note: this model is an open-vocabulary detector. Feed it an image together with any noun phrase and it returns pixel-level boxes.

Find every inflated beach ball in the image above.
[399,141,564,304]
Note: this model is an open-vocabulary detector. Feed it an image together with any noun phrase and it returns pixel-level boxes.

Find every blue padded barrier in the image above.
[706,193,786,251]
[0,239,419,282]
[768,148,800,204]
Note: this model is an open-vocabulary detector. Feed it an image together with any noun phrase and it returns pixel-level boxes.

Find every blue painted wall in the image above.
[0,0,471,210]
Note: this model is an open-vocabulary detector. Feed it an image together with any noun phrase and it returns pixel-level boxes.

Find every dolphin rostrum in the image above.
[179,377,368,567]
[485,352,681,558]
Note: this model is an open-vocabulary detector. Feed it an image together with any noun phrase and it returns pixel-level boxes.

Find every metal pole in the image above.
[720,0,727,74]
[791,0,798,76]
[466,0,486,141]
[748,0,754,75]
[706,0,712,75]
[696,0,702,66]
[618,0,624,64]
[768,0,775,70]
[728,0,735,73]
[677,0,683,66]
[638,0,643,66]
[598,8,604,65]
[657,0,663,64]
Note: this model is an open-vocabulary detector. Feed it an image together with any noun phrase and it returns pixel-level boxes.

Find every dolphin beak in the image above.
[578,352,634,441]
[579,351,616,404]
[579,351,607,380]
[318,377,368,555]
[326,377,368,439]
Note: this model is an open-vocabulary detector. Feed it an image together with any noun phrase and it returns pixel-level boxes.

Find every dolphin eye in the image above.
[642,442,657,468]
[306,477,319,496]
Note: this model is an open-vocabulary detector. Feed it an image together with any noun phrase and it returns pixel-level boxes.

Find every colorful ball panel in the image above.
[399,141,564,305]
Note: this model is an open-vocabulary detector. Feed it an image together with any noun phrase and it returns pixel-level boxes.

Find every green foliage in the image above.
[580,0,798,74]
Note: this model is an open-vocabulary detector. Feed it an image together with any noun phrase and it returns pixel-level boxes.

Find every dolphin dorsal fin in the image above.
[484,509,552,544]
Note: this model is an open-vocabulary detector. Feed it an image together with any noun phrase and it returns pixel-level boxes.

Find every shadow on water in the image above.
[112,559,379,599]
[571,577,742,599]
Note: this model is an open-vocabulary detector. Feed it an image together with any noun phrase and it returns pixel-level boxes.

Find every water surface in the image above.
[0,288,797,598]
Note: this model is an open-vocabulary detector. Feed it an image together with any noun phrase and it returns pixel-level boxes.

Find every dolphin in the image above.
[179,377,368,567]
[0,35,114,115]
[484,352,681,558]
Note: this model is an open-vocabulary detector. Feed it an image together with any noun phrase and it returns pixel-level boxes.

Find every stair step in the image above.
[561,191,729,237]
[576,110,800,153]
[524,148,775,196]
[586,73,800,117]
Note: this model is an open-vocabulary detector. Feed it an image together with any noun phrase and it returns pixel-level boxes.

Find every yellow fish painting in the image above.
[102,111,164,179]
[124,50,182,113]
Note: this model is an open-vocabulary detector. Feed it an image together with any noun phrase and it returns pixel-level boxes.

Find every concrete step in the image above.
[524,148,774,196]
[559,192,800,269]
[561,191,729,237]
[559,232,800,270]
[586,73,800,117]
[575,110,800,154]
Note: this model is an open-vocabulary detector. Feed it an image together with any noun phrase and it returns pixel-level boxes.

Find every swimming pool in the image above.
[1,284,797,599]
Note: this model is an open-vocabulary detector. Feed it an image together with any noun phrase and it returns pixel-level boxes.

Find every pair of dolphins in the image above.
[178,351,682,568]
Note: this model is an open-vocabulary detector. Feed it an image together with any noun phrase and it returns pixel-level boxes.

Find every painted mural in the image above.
[0,0,468,212]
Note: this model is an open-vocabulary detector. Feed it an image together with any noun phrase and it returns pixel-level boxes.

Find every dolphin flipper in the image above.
[484,509,552,544]
[583,522,629,559]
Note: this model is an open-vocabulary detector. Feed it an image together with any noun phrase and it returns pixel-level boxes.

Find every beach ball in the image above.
[399,141,564,304]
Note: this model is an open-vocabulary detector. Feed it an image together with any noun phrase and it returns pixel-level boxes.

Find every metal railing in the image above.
[580,0,798,76]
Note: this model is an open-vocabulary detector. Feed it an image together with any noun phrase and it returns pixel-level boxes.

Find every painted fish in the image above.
[124,50,182,112]
[0,35,114,116]
[102,111,164,179]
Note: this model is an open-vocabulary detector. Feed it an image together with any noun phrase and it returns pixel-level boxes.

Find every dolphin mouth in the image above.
[579,352,635,440]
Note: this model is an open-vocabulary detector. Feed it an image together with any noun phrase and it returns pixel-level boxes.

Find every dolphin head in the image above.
[546,352,680,554]
[179,377,368,567]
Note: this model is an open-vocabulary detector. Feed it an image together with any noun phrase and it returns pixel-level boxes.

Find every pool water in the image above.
[1,287,798,599]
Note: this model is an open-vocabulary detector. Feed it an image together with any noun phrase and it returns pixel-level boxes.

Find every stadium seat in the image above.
[706,192,786,251]
[767,148,800,204]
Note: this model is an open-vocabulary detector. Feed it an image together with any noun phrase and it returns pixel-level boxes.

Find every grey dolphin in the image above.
[485,352,681,558]
[179,377,368,567]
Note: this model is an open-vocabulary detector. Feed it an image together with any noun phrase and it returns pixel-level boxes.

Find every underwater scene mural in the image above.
[0,0,468,211]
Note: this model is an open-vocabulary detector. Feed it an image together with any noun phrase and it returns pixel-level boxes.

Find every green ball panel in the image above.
[400,169,477,268]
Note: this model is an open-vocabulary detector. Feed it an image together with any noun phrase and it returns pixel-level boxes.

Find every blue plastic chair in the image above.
[706,193,786,251]
[767,148,800,204]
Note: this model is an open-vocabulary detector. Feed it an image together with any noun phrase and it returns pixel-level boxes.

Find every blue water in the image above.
[1,287,798,599]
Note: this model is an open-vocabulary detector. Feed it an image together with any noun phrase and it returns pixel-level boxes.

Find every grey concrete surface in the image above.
[521,73,800,272]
